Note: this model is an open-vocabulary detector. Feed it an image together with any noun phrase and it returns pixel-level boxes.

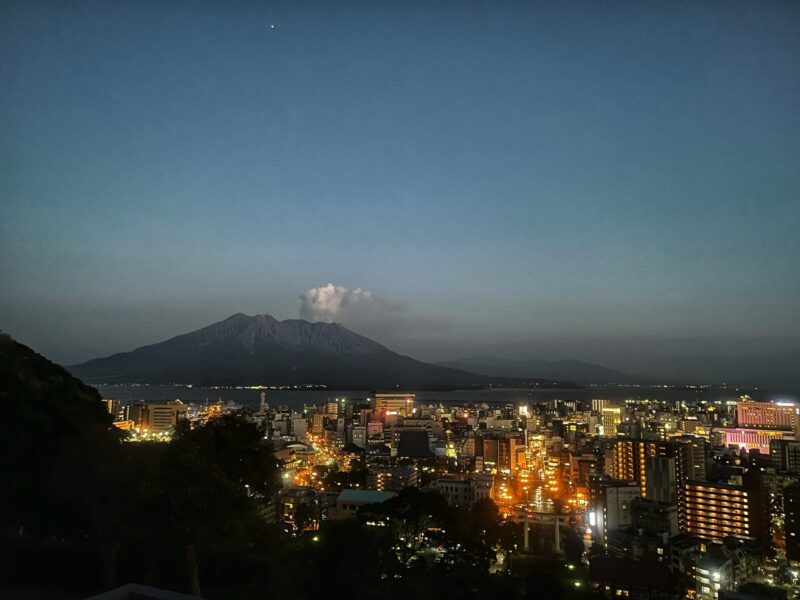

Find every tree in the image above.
[360,487,450,567]
[294,502,315,532]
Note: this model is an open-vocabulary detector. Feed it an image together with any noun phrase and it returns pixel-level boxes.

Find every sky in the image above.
[1,2,799,385]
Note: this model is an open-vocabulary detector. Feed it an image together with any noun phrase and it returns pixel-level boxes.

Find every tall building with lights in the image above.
[678,471,767,542]
[672,435,707,481]
[601,407,622,437]
[373,392,416,417]
[143,400,188,434]
[612,439,675,499]
[737,399,799,432]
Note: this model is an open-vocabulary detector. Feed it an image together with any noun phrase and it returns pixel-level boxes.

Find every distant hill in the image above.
[1,333,117,535]
[0,332,109,420]
[68,314,569,389]
[436,356,639,385]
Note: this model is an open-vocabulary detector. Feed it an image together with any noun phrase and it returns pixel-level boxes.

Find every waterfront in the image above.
[95,383,795,411]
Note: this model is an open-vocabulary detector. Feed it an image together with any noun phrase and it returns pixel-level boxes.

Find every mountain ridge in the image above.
[68,314,569,390]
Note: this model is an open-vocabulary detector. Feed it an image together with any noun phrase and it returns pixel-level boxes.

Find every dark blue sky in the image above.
[2,2,799,383]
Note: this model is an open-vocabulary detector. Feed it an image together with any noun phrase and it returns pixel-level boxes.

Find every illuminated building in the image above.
[693,555,730,600]
[569,452,600,488]
[373,392,416,417]
[475,435,525,472]
[672,435,707,482]
[125,402,147,427]
[612,439,675,499]
[143,400,188,433]
[720,427,794,455]
[678,472,767,542]
[737,399,799,432]
[367,466,418,492]
[601,406,621,437]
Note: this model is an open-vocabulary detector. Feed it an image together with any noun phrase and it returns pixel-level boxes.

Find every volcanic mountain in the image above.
[68,313,559,389]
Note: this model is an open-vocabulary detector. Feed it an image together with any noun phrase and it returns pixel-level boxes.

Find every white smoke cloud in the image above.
[299,283,452,354]
[300,283,378,323]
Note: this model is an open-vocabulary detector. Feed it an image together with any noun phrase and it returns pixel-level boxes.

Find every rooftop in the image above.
[337,489,396,505]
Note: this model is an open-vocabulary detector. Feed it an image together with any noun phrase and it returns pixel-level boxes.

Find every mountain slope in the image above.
[436,356,638,384]
[68,314,562,389]
[1,333,118,535]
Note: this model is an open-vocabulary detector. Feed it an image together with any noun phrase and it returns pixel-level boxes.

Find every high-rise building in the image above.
[673,435,707,481]
[569,452,601,488]
[678,472,767,542]
[475,435,524,472]
[644,456,677,504]
[612,439,675,498]
[594,479,641,548]
[770,439,800,473]
[601,407,622,437]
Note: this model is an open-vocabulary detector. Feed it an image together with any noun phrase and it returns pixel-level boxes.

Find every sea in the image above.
[95,383,799,412]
